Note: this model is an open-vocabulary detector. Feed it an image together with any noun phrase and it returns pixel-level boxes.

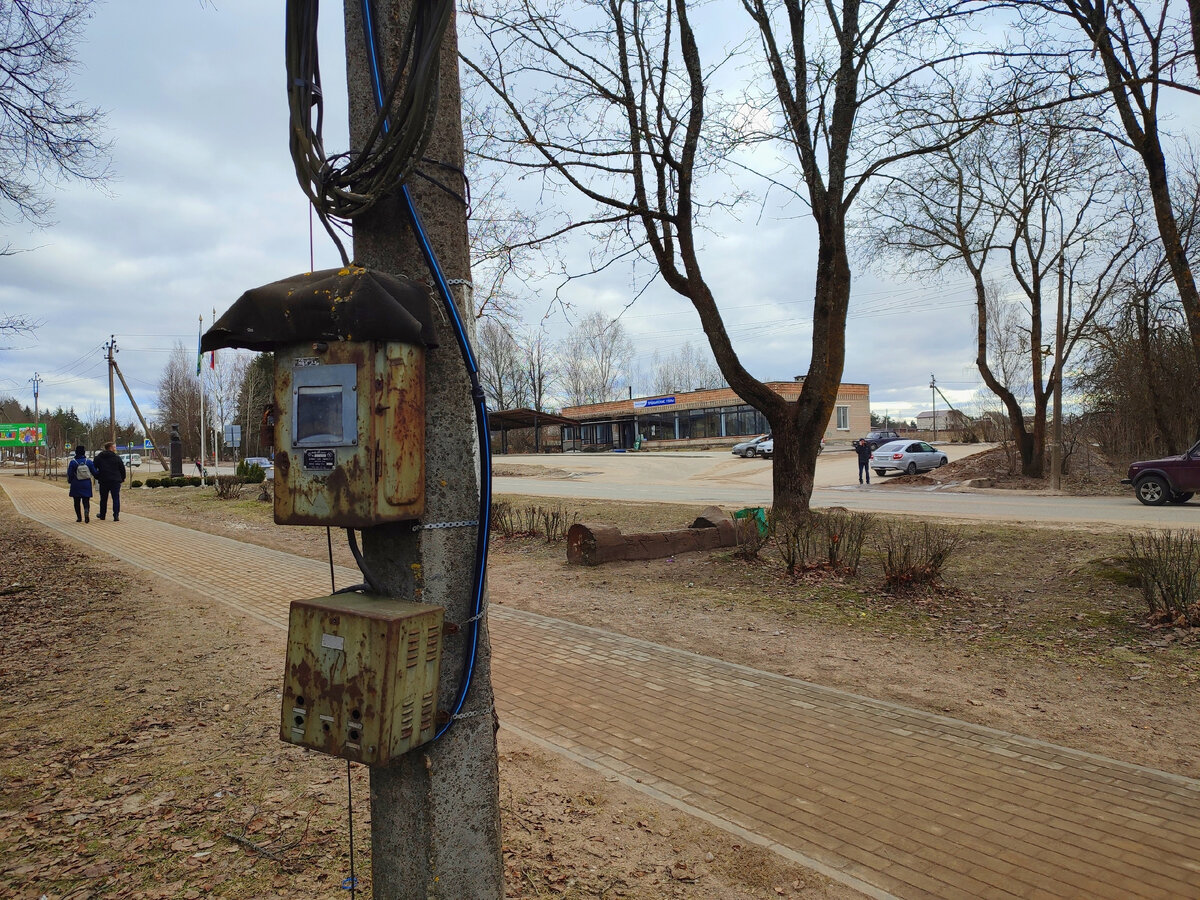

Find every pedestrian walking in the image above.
[93,441,126,522]
[67,445,98,523]
[194,457,203,476]
[854,438,872,485]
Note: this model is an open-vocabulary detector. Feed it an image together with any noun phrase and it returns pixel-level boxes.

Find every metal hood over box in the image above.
[201,266,438,353]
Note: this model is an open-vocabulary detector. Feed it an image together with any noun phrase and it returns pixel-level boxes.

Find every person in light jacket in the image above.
[92,441,126,522]
[67,445,97,523]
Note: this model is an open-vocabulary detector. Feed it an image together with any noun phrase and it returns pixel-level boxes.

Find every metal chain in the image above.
[411,520,479,531]
[451,707,493,721]
[444,278,473,289]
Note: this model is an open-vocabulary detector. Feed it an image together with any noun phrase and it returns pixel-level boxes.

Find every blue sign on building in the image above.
[634,396,676,409]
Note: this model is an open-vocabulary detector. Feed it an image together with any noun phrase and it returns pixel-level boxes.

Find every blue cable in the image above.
[359,0,490,739]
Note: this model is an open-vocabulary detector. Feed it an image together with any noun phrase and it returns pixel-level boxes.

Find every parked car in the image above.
[119,452,141,468]
[758,437,823,460]
[1121,441,1200,505]
[731,434,771,458]
[870,440,948,476]
[242,456,274,480]
[859,429,902,451]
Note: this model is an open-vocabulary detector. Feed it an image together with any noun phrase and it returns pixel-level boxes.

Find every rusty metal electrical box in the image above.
[281,593,444,766]
[273,341,425,526]
[200,266,438,529]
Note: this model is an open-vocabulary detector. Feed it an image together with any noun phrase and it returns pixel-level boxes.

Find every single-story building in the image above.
[561,378,870,450]
[487,407,580,454]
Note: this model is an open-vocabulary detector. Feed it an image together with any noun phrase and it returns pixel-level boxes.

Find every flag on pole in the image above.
[196,317,203,376]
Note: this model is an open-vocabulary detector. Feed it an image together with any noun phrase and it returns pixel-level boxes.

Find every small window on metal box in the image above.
[297,385,344,444]
[292,363,358,447]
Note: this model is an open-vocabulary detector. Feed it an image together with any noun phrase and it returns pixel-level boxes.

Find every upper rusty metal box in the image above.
[273,342,424,526]
[281,593,444,766]
[200,265,435,528]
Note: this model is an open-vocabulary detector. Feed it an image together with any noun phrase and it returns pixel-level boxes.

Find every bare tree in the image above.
[155,343,202,458]
[208,350,247,463]
[0,0,109,229]
[520,325,556,412]
[558,311,633,406]
[995,0,1200,366]
[867,105,1141,474]
[651,341,724,394]
[463,0,1015,512]
[0,312,39,337]
[477,318,530,409]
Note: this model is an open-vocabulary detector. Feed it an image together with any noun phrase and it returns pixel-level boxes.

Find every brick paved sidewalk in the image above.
[6,474,1199,900]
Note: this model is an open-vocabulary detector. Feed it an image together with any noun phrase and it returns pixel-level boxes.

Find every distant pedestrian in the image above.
[854,438,872,485]
[67,445,97,523]
[194,457,203,476]
[93,441,126,522]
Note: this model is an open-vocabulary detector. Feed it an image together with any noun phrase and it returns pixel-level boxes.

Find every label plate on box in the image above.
[303,448,337,470]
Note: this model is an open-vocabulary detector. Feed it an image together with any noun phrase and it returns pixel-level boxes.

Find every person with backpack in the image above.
[67,445,98,523]
[92,441,126,522]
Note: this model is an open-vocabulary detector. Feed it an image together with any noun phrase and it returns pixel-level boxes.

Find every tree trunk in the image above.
[768,213,852,516]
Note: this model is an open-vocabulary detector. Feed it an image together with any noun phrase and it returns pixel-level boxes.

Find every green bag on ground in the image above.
[733,506,768,537]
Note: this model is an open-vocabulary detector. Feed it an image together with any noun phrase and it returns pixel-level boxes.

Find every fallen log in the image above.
[566,506,737,566]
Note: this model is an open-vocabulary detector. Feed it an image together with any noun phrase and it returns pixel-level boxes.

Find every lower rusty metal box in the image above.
[281,594,443,766]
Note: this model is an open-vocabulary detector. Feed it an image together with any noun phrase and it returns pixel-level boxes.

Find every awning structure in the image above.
[487,408,579,453]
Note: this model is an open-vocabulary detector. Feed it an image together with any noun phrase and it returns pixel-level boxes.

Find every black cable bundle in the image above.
[285,0,452,263]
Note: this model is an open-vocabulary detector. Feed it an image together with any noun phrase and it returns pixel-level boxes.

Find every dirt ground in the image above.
[5,472,1197,898]
[0,486,856,900]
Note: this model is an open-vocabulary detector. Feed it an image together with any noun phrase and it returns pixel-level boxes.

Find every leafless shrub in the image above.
[876,521,962,591]
[770,510,820,575]
[213,475,245,500]
[821,510,874,575]
[734,515,769,560]
[1128,530,1200,626]
[540,504,578,542]
[490,500,516,537]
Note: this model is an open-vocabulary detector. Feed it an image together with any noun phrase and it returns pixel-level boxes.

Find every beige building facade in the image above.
[561,380,870,450]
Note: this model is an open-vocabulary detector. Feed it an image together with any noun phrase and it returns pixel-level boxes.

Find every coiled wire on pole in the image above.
[285,0,452,263]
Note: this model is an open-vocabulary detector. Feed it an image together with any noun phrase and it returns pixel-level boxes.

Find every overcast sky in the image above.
[0,1,993,439]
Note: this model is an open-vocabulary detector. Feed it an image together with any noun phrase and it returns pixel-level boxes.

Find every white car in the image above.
[870,440,948,476]
[119,452,142,468]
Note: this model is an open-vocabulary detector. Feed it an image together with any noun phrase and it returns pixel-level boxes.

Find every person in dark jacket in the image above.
[854,438,873,485]
[67,445,97,523]
[92,441,126,522]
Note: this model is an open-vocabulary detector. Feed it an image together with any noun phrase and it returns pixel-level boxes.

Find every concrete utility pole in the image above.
[930,374,938,443]
[344,4,503,898]
[104,336,118,447]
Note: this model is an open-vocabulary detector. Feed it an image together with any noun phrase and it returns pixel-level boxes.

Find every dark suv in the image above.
[860,430,901,451]
[1122,440,1200,505]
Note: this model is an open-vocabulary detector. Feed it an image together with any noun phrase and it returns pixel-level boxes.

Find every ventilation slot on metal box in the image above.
[420,691,436,732]
[406,631,420,668]
[400,698,415,740]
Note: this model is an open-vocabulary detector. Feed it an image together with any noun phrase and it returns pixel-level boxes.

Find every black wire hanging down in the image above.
[285,0,453,263]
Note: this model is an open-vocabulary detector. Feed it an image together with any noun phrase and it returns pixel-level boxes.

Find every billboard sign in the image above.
[0,423,46,448]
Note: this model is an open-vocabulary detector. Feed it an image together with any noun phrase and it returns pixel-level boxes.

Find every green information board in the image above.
[0,424,46,447]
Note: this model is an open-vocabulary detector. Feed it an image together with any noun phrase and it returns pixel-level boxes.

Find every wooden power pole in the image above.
[343,3,503,897]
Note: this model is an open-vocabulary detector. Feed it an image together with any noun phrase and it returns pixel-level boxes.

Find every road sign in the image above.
[144,438,154,450]
[224,424,242,448]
